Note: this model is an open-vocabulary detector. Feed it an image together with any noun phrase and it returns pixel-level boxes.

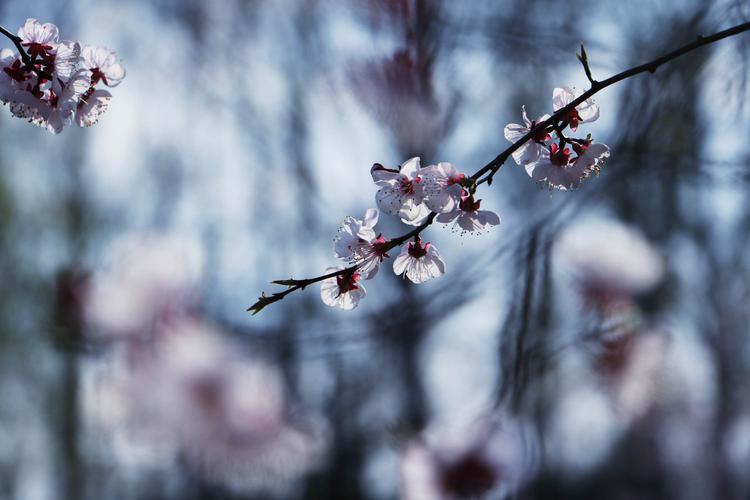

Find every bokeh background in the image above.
[0,0,749,499]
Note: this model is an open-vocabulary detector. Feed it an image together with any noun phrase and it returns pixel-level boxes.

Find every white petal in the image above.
[504,122,528,143]
[477,210,501,226]
[393,251,410,275]
[400,157,421,180]
[54,41,81,82]
[399,202,430,226]
[552,86,575,111]
[363,208,379,229]
[376,186,407,216]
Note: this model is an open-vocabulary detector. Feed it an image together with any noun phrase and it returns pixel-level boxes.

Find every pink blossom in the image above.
[421,162,466,213]
[552,86,600,131]
[503,105,551,166]
[320,266,366,310]
[334,208,390,279]
[400,416,537,500]
[17,18,59,58]
[393,237,445,284]
[435,191,501,235]
[372,157,430,226]
[525,141,609,190]
[86,320,328,490]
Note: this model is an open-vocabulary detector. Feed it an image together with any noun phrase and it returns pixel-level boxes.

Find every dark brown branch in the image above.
[248,21,750,314]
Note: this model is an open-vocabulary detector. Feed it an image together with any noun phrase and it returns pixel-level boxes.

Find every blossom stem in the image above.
[249,20,750,315]
[0,24,53,80]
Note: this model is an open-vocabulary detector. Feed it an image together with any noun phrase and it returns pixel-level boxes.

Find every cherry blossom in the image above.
[421,161,466,213]
[334,208,390,278]
[76,45,125,127]
[372,157,430,226]
[320,267,366,310]
[80,45,126,87]
[0,19,125,132]
[552,86,600,130]
[436,190,501,234]
[10,68,91,134]
[504,105,551,166]
[525,141,609,190]
[17,18,58,58]
[86,320,328,490]
[400,416,537,500]
[393,237,445,284]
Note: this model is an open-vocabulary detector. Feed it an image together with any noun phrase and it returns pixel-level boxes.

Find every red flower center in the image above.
[336,272,360,294]
[459,194,481,213]
[407,238,430,259]
[549,143,571,167]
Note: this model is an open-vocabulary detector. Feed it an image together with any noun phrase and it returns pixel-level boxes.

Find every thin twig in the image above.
[248,21,750,314]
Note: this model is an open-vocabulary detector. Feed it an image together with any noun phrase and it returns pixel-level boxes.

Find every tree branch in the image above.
[248,21,750,315]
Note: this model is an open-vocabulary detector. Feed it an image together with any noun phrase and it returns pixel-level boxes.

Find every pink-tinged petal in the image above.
[477,210,501,226]
[399,156,421,180]
[577,99,599,123]
[371,165,401,187]
[393,251,410,275]
[18,19,59,45]
[320,280,341,307]
[524,157,554,182]
[512,142,544,166]
[399,201,430,226]
[521,105,532,127]
[103,61,126,87]
[457,214,482,233]
[424,185,461,213]
[376,186,407,216]
[54,41,81,82]
[552,86,574,111]
[363,208,379,229]
[503,122,528,143]
[0,49,15,66]
[76,88,112,128]
[436,210,459,224]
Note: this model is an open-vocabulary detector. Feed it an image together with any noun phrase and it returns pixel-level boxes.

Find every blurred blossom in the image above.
[84,235,203,340]
[87,320,328,491]
[399,415,537,499]
[554,218,665,311]
[596,331,671,424]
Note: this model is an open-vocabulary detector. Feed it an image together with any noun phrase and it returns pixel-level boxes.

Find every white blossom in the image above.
[552,86,600,130]
[393,237,445,284]
[525,141,609,190]
[400,416,537,500]
[372,157,430,226]
[320,267,366,310]
[421,161,465,213]
[436,191,501,235]
[334,208,390,279]
[504,105,551,166]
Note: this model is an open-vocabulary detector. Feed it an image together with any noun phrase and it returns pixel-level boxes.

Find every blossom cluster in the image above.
[0,18,125,134]
[81,236,327,490]
[504,87,609,190]
[321,157,501,310]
